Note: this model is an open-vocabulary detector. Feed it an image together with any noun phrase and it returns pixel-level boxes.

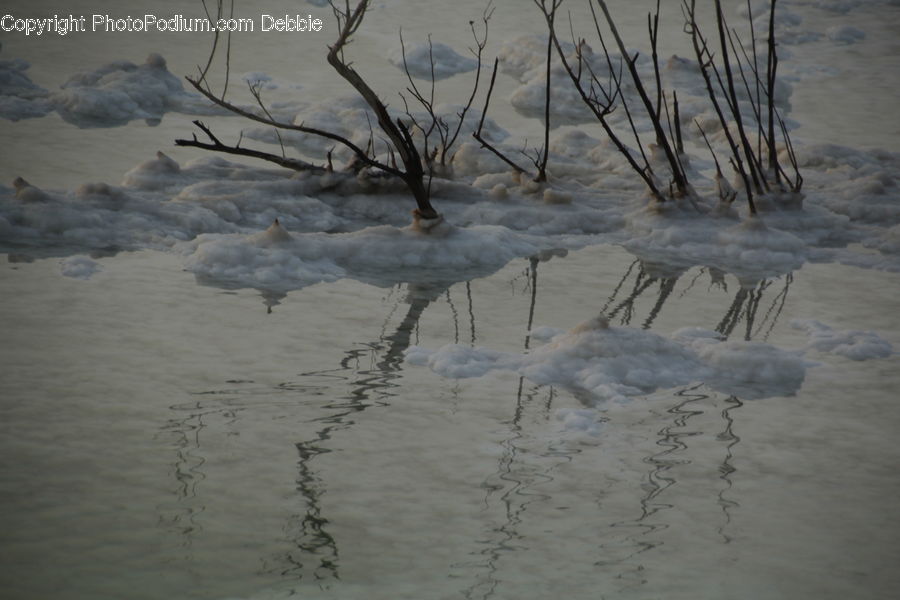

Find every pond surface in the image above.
[2,243,899,600]
[2,1,900,598]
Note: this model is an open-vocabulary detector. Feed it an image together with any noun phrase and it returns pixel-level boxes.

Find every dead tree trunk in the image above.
[326,1,438,218]
[177,0,441,221]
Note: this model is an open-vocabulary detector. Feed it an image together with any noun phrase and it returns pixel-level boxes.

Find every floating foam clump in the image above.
[826,25,866,44]
[407,316,811,404]
[625,208,807,283]
[52,54,224,128]
[0,56,54,121]
[388,41,478,81]
[181,219,542,292]
[791,319,894,361]
[59,255,101,279]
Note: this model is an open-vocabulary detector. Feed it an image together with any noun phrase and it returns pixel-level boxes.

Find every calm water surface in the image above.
[2,245,899,600]
[2,1,900,598]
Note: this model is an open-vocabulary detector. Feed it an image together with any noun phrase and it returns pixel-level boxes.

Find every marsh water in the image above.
[2,1,900,599]
[3,244,899,600]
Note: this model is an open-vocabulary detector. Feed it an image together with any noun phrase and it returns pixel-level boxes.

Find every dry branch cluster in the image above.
[176,0,804,226]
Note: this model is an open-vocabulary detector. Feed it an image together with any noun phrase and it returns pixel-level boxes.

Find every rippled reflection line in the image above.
[678,267,708,298]
[270,282,451,585]
[641,277,677,330]
[716,395,743,543]
[156,402,222,558]
[607,265,658,326]
[462,385,574,600]
[466,281,477,346]
[753,273,793,341]
[460,258,577,600]
[447,289,460,344]
[599,385,706,592]
[600,258,640,316]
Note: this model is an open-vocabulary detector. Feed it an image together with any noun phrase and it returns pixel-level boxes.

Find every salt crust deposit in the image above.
[388,40,478,81]
[1,3,899,286]
[791,318,894,360]
[0,52,225,126]
[181,218,541,291]
[59,255,102,279]
[406,316,812,407]
[406,312,893,434]
[0,55,54,121]
[1,130,899,286]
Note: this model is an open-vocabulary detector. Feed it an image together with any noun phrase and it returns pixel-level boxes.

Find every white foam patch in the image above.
[791,318,894,360]
[826,24,866,44]
[0,57,54,120]
[388,41,478,81]
[624,206,807,283]
[180,219,542,292]
[406,316,811,403]
[555,408,607,437]
[59,255,101,279]
[52,54,224,127]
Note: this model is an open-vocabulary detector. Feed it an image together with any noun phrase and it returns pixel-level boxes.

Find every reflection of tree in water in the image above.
[593,258,791,590]
[601,259,683,329]
[716,395,742,544]
[715,274,793,341]
[268,280,469,584]
[156,401,213,558]
[460,382,575,600]
[157,391,253,562]
[602,258,794,340]
[596,384,708,592]
[460,254,578,600]
[157,385,330,566]
[157,280,470,585]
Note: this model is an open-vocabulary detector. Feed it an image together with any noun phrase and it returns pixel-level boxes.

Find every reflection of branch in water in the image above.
[752,273,793,341]
[608,264,656,325]
[156,402,217,557]
[598,385,706,592]
[271,281,448,584]
[276,420,341,582]
[523,256,539,351]
[460,385,573,600]
[715,279,778,340]
[460,255,577,599]
[641,276,677,330]
[678,267,707,298]
[716,286,749,337]
[601,258,640,316]
[159,382,336,564]
[466,281,477,346]
[447,289,460,344]
[604,261,682,329]
[716,395,743,543]
[516,256,541,406]
[382,284,443,368]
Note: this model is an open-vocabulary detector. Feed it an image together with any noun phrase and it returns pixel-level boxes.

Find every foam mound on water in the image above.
[407,315,812,403]
[0,56,54,121]
[388,40,478,80]
[52,53,224,127]
[791,318,894,360]
[181,218,543,291]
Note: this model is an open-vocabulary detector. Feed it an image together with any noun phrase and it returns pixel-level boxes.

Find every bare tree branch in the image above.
[175,120,326,172]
